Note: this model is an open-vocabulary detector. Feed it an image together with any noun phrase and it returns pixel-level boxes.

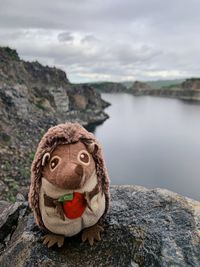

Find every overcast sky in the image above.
[0,0,200,83]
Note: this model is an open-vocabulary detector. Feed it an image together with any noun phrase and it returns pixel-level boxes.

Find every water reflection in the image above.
[92,93,200,201]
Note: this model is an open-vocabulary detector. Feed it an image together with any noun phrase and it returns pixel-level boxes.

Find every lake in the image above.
[93,93,200,201]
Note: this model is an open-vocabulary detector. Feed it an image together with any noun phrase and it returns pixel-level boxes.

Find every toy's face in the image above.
[42,141,96,190]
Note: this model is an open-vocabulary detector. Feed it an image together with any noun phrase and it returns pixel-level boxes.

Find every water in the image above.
[93,93,200,201]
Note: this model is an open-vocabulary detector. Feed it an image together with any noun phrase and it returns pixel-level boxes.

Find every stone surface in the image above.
[1,186,200,266]
[182,78,200,90]
[132,81,152,91]
[0,194,27,243]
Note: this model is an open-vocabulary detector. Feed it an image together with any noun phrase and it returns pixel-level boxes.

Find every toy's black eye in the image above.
[78,151,90,164]
[50,157,59,170]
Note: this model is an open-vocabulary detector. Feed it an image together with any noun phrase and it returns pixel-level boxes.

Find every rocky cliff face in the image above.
[1,185,200,267]
[130,78,200,102]
[0,48,69,87]
[182,78,200,90]
[0,47,109,201]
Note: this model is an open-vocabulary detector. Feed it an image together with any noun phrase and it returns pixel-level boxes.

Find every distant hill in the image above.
[84,79,186,92]
[122,79,185,89]
[147,79,186,89]
[129,78,200,102]
[80,81,127,93]
[85,78,200,102]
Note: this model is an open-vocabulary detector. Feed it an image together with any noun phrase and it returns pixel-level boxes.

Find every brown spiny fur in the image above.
[28,122,110,230]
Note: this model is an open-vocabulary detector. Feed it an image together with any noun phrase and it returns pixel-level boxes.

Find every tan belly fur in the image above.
[39,172,105,236]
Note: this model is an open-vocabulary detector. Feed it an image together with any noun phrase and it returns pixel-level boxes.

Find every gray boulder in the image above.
[0,186,200,267]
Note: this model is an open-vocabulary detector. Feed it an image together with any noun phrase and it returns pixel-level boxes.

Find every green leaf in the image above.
[58,193,73,202]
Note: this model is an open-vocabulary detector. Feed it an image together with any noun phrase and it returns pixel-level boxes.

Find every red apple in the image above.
[61,192,87,219]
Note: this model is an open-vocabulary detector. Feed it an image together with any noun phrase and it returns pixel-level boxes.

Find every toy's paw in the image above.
[42,234,64,248]
[82,224,104,246]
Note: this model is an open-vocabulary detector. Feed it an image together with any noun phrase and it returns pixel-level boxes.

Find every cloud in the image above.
[81,34,99,44]
[58,32,74,43]
[0,0,200,82]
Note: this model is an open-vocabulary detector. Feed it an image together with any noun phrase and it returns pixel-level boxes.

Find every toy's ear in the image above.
[81,139,99,154]
[42,152,50,166]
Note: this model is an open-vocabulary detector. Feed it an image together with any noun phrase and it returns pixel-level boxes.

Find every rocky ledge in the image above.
[0,185,200,267]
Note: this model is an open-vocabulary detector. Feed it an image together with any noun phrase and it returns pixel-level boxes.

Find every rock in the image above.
[0,199,28,243]
[68,84,110,111]
[0,47,20,62]
[182,78,200,90]
[0,181,8,198]
[132,81,152,91]
[0,185,200,266]
[0,47,108,123]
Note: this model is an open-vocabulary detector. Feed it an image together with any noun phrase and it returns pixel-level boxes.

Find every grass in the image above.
[4,177,19,202]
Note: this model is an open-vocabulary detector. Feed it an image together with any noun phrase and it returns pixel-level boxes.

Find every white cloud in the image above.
[0,0,200,82]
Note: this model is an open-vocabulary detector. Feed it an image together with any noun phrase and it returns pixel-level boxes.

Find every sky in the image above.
[0,0,200,83]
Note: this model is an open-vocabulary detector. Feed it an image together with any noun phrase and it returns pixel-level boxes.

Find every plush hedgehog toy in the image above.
[28,122,110,248]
